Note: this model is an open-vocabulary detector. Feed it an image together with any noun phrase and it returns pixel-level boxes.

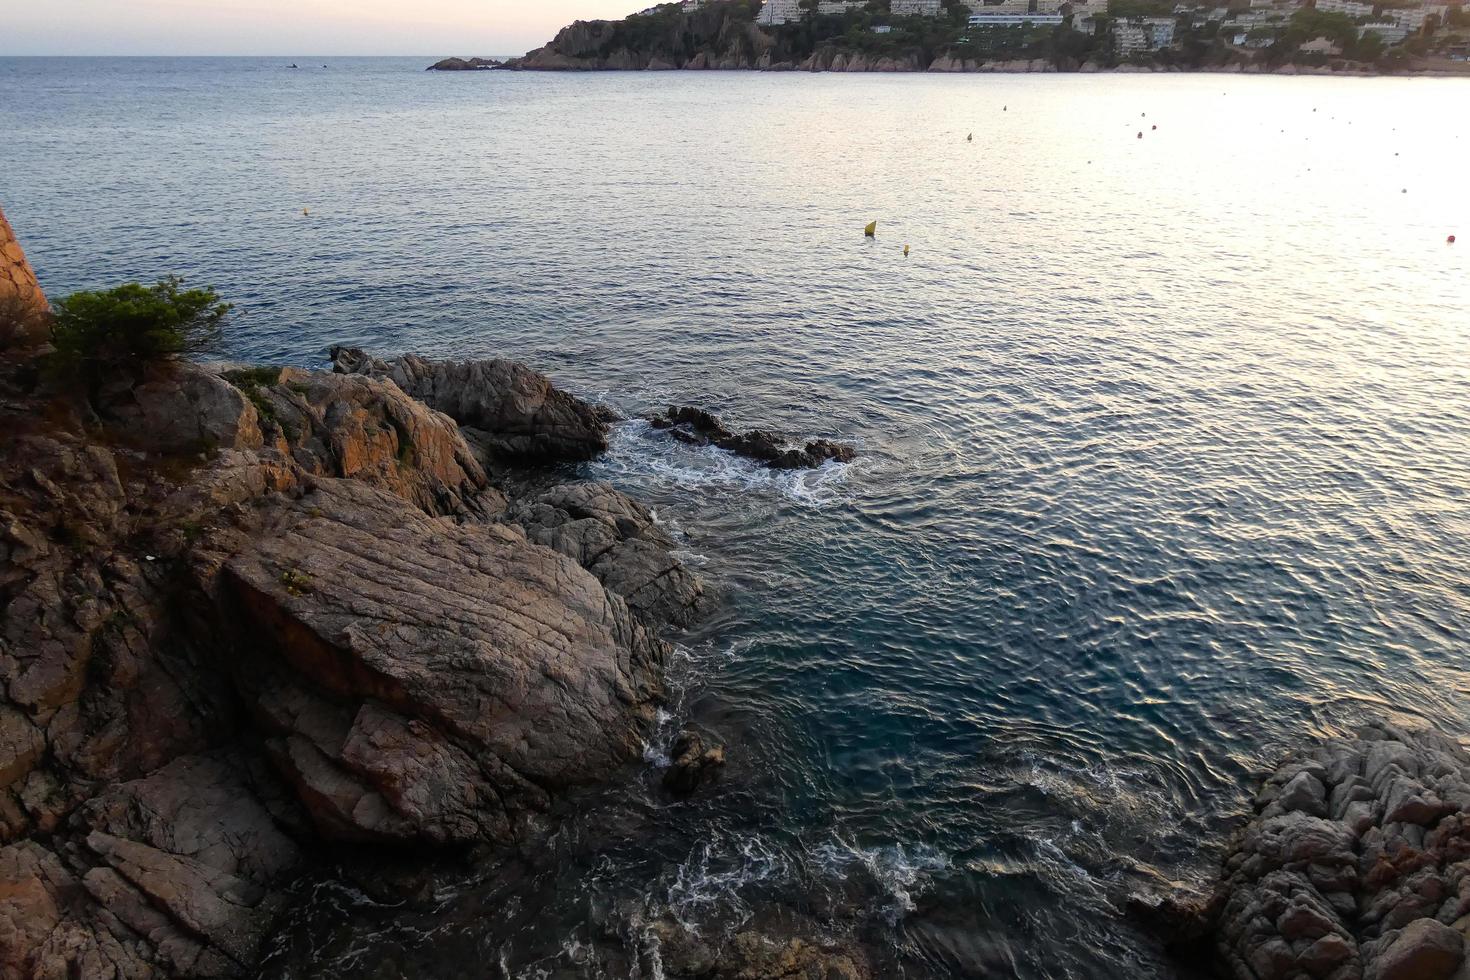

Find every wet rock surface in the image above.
[651,405,856,470]
[1168,721,1470,980]
[646,914,874,980]
[661,729,726,796]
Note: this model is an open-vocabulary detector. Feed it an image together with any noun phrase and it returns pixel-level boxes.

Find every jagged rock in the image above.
[330,346,608,463]
[0,749,299,980]
[650,405,856,470]
[661,730,725,796]
[0,327,688,977]
[218,478,666,844]
[1365,918,1463,980]
[1178,723,1470,980]
[220,366,501,519]
[508,481,706,628]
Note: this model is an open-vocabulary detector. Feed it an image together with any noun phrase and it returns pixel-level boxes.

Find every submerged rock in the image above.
[648,915,873,979]
[651,405,856,470]
[331,346,609,463]
[661,729,726,796]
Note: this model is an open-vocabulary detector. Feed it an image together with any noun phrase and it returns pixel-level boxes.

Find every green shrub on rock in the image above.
[48,276,231,385]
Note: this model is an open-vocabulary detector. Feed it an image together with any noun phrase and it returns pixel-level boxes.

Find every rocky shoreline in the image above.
[0,212,878,975]
[4,219,1470,979]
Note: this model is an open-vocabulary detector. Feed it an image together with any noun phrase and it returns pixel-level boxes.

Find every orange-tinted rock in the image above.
[0,206,48,349]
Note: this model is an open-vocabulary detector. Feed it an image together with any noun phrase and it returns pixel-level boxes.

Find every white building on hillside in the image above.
[1361,18,1411,41]
[1142,15,1177,45]
[1115,23,1150,51]
[968,12,1066,25]
[757,0,803,24]
[892,0,947,14]
[1315,0,1374,18]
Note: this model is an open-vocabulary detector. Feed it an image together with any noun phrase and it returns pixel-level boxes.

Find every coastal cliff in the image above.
[491,0,1468,76]
[0,217,722,972]
[509,2,780,71]
[0,339,698,974]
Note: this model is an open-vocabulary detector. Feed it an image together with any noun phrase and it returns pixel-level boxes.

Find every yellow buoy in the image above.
[864,221,877,238]
[904,244,910,257]
[302,208,310,216]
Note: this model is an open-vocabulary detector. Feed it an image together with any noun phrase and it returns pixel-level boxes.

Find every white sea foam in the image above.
[659,833,791,931]
[811,837,951,924]
[589,420,856,509]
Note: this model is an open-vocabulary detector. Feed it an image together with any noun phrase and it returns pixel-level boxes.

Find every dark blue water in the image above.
[4,56,1470,978]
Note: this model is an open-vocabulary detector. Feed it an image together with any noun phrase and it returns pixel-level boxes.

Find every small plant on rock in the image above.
[279,567,313,597]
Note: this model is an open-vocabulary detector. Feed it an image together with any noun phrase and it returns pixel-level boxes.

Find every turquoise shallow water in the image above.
[3,56,1470,978]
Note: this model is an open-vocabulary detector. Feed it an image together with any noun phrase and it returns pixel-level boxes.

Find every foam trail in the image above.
[589,420,855,508]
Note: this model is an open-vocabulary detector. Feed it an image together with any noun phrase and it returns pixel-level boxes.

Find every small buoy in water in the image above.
[1003,105,1007,111]
[1137,131,1143,139]
[1402,189,1408,194]
[864,220,877,238]
[1151,124,1157,130]
[1449,235,1457,244]
[904,244,910,257]
[967,133,972,141]
[302,208,310,216]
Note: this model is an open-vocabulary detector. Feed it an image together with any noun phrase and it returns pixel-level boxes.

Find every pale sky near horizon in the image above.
[1,1,647,56]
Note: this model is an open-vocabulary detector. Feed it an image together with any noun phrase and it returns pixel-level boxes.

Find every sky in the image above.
[0,0,646,56]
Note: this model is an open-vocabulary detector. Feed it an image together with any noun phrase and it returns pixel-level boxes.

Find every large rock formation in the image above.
[221,478,665,845]
[1161,722,1470,980]
[330,346,610,463]
[0,339,690,977]
[0,206,48,349]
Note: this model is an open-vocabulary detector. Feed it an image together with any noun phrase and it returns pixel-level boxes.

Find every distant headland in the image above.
[430,0,1470,75]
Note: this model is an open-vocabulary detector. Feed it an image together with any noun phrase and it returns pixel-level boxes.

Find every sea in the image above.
[2,56,1468,979]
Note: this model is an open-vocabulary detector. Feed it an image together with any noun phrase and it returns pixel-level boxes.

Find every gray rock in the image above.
[330,347,609,462]
[509,482,707,628]
[220,479,667,843]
